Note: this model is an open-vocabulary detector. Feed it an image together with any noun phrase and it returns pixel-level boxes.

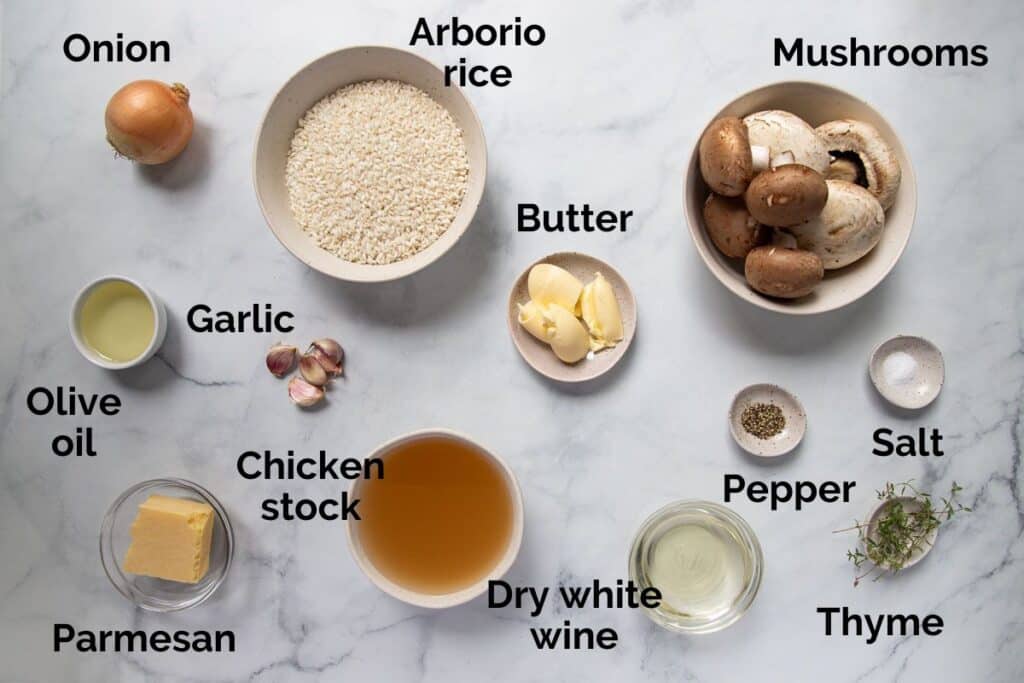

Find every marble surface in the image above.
[1,1,1022,681]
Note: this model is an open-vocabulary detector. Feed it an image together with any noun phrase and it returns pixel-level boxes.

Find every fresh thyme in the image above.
[834,480,971,586]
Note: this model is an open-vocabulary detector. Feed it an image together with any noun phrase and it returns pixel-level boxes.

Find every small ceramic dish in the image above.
[864,496,938,571]
[728,383,806,457]
[683,81,917,315]
[346,429,524,609]
[507,252,637,383]
[100,478,233,612]
[254,45,487,283]
[869,335,945,409]
[69,275,167,370]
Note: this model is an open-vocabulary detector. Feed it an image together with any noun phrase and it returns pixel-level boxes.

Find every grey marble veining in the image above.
[1,0,1022,681]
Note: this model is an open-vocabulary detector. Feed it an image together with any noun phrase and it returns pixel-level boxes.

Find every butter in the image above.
[527,264,583,314]
[580,272,624,351]
[123,494,214,584]
[517,301,551,342]
[542,304,590,363]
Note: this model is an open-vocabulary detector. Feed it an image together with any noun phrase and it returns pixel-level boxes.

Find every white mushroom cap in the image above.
[743,110,830,175]
[788,180,885,269]
[816,119,901,211]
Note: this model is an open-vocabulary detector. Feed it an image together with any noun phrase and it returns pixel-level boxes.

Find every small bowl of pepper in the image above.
[728,384,806,457]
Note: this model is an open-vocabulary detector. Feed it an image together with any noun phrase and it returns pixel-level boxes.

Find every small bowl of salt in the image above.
[869,335,945,409]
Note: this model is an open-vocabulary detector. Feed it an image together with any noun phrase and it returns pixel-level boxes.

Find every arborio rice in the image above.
[285,80,469,265]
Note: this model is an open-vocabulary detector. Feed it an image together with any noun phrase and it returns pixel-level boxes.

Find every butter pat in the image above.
[528,264,583,314]
[542,304,590,363]
[517,300,551,342]
[123,494,214,584]
[580,272,624,351]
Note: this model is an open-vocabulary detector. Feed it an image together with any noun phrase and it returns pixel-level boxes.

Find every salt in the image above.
[882,351,917,386]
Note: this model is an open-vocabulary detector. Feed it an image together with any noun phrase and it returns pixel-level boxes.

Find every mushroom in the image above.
[815,120,901,210]
[771,229,798,249]
[744,245,824,299]
[702,193,764,258]
[826,157,861,184]
[699,117,754,196]
[743,110,830,175]
[788,180,885,269]
[744,164,829,227]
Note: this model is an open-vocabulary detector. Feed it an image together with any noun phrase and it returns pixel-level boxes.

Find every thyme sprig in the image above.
[834,480,971,586]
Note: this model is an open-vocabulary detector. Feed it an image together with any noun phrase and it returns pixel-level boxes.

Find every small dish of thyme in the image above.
[836,481,971,586]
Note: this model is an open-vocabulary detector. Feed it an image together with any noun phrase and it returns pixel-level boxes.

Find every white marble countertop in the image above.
[2,1,1022,681]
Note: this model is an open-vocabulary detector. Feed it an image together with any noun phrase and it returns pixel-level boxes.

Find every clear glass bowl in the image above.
[629,500,763,634]
[100,478,233,612]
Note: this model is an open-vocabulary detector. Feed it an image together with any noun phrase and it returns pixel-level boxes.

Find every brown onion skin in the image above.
[105,80,193,165]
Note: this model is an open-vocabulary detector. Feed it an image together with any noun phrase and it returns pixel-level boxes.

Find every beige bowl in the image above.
[865,496,938,571]
[346,429,524,609]
[684,81,917,314]
[728,383,806,457]
[507,252,637,383]
[254,46,487,282]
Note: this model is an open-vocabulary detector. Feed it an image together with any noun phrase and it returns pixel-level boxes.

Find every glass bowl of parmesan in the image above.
[100,478,234,612]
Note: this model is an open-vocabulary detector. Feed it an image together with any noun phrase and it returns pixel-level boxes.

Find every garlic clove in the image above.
[309,338,344,366]
[288,376,324,407]
[309,345,343,377]
[266,343,298,377]
[299,353,328,387]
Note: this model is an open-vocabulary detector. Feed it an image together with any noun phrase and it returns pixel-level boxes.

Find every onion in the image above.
[104,80,193,165]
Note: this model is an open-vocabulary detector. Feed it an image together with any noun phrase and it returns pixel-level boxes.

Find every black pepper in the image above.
[740,402,786,440]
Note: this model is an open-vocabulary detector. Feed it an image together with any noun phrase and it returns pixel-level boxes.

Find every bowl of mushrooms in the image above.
[684,81,917,314]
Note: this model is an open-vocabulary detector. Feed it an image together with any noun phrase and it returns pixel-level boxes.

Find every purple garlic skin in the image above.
[299,353,329,387]
[266,344,297,377]
[308,339,343,376]
[288,376,324,407]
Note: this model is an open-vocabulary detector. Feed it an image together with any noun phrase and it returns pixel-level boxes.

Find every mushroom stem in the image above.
[751,145,770,173]
[770,150,795,168]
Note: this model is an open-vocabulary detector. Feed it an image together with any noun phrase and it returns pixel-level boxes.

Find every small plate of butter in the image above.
[100,478,233,611]
[508,252,636,383]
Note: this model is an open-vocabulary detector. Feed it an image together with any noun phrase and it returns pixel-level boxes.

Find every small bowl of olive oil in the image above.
[70,276,167,369]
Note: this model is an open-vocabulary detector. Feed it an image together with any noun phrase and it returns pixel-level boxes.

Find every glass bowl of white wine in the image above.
[629,500,763,634]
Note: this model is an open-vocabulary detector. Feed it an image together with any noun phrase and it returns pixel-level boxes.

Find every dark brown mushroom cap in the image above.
[699,117,754,197]
[703,193,764,259]
[744,164,828,227]
[744,245,824,299]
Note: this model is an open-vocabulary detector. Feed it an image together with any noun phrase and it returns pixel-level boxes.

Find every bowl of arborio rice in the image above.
[254,46,487,282]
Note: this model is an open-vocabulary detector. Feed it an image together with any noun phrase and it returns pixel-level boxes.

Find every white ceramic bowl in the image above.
[684,81,917,315]
[728,383,806,457]
[865,495,938,571]
[346,429,524,608]
[254,46,487,282]
[507,252,638,383]
[69,275,167,370]
[869,335,945,409]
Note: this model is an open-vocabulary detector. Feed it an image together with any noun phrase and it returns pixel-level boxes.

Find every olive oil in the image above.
[355,436,515,595]
[78,280,155,362]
